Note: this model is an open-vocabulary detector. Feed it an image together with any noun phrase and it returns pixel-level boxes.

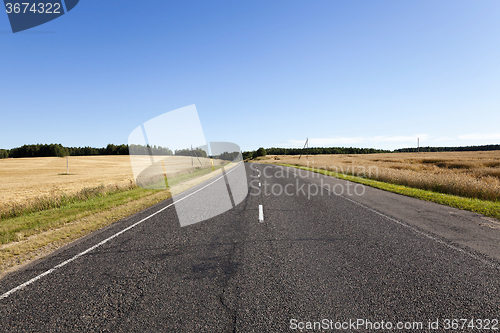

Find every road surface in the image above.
[1,163,500,332]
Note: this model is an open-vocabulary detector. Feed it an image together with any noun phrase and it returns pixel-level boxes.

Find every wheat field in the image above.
[263,151,500,201]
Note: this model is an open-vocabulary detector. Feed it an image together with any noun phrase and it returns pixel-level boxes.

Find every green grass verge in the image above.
[141,164,228,190]
[276,163,500,220]
[0,164,231,246]
[1,184,138,221]
[167,165,225,187]
[0,187,165,245]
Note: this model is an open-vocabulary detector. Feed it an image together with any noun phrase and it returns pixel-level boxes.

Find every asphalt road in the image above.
[1,163,500,332]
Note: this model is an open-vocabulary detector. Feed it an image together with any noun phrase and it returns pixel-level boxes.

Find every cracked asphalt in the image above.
[1,163,500,332]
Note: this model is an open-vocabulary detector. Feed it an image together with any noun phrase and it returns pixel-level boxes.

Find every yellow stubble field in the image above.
[0,156,135,210]
[0,155,221,212]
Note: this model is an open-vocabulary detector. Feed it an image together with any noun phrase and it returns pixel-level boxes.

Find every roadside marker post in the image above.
[161,160,168,188]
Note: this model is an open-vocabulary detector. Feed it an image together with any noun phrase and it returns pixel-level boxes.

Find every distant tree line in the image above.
[267,147,390,155]
[242,144,500,160]
[68,144,130,156]
[129,144,173,156]
[0,143,174,159]
[215,151,240,161]
[174,148,208,158]
[8,144,70,158]
[243,146,390,159]
[2,143,499,160]
[394,144,500,153]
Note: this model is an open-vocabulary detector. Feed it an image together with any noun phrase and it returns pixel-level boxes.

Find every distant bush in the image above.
[0,149,8,159]
[254,147,267,158]
[242,151,253,160]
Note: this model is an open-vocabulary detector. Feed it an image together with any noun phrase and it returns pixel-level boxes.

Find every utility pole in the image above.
[306,138,309,159]
[66,156,69,174]
[190,145,202,167]
[418,137,420,154]
[298,138,308,160]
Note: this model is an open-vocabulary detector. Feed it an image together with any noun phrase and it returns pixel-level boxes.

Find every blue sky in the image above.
[1,0,500,151]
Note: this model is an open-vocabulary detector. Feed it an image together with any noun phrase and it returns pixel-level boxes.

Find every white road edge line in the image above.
[259,205,264,222]
[0,163,243,300]
[281,164,500,270]
[341,194,500,270]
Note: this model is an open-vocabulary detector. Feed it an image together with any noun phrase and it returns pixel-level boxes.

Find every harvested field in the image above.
[262,151,500,201]
[0,155,227,213]
[0,156,135,210]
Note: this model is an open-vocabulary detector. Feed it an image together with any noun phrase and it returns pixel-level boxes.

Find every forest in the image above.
[242,144,500,160]
[2,143,169,158]
[1,143,499,159]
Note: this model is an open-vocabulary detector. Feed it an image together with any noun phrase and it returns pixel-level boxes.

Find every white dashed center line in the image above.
[259,205,264,222]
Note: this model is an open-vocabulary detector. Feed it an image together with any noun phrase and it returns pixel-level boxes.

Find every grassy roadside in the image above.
[0,187,171,275]
[146,164,226,189]
[273,163,500,220]
[168,165,225,187]
[0,164,233,276]
[1,183,136,221]
[0,165,228,244]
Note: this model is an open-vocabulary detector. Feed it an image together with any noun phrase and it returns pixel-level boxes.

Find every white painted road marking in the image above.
[259,205,264,222]
[0,165,241,300]
[340,191,500,270]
